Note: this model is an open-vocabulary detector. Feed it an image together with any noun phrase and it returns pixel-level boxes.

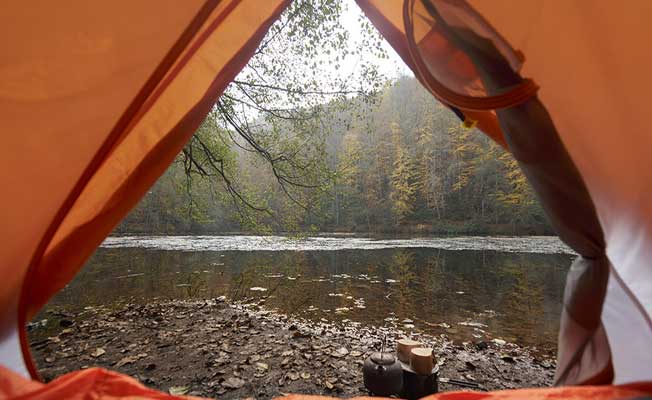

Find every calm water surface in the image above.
[47,235,574,354]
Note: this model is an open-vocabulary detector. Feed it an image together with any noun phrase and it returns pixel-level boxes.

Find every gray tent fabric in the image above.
[490,55,612,388]
[555,256,612,384]
[411,0,613,385]
[354,0,620,383]
[495,94,611,386]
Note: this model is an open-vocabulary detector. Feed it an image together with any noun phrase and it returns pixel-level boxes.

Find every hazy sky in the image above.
[232,0,414,115]
[338,0,413,80]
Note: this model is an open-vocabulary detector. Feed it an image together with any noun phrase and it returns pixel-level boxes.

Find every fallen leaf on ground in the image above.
[222,377,246,389]
[331,347,348,358]
[287,371,300,381]
[90,348,105,358]
[169,386,189,395]
[115,353,147,367]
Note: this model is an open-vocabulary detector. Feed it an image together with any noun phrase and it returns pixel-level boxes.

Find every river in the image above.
[45,235,574,354]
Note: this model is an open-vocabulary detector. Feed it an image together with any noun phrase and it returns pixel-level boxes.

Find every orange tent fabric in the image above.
[356,0,652,387]
[354,0,509,148]
[0,0,290,379]
[0,366,204,399]
[2,0,652,399]
[3,365,652,400]
[462,1,652,383]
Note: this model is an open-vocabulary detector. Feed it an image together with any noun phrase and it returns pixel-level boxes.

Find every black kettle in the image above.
[363,351,403,396]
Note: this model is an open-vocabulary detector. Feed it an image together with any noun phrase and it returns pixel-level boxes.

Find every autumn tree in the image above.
[177,0,388,230]
[389,122,418,223]
[119,75,552,235]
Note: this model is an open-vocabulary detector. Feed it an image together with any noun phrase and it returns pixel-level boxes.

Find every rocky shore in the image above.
[29,299,556,398]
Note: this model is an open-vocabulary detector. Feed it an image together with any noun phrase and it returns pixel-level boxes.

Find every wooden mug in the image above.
[396,338,422,363]
[410,347,435,375]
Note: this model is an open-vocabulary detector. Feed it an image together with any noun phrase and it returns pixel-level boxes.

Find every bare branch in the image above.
[232,80,363,96]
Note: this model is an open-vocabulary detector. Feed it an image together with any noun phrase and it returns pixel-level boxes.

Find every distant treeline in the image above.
[116,77,552,235]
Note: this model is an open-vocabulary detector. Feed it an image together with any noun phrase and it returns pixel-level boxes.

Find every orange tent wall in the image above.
[3,365,652,400]
[2,0,652,398]
[357,0,652,386]
[0,0,290,379]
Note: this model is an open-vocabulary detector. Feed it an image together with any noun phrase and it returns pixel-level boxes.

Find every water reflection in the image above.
[47,247,571,353]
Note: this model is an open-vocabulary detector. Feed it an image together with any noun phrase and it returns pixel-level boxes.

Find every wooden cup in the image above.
[397,339,422,363]
[410,347,435,375]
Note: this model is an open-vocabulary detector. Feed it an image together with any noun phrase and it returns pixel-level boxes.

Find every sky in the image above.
[339,0,413,80]
[230,0,414,115]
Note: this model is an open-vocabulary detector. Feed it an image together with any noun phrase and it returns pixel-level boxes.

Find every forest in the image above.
[116,76,551,235]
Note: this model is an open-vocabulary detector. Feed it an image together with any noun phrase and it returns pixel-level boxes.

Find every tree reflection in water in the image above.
[43,246,570,353]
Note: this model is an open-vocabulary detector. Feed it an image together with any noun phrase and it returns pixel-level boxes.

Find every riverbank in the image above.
[29,299,556,398]
[114,220,555,237]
